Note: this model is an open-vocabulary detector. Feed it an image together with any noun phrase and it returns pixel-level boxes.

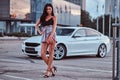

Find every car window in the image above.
[56,28,75,36]
[74,29,86,37]
[85,29,101,37]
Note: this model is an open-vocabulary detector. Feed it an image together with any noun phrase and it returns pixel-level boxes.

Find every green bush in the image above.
[6,32,31,37]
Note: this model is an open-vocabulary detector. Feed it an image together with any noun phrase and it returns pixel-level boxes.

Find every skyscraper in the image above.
[0,0,10,18]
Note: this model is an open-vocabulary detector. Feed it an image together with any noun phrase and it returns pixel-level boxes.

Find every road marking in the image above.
[60,65,112,73]
[78,67,112,73]
[4,75,33,80]
[0,59,28,63]
[0,58,35,64]
[80,59,112,64]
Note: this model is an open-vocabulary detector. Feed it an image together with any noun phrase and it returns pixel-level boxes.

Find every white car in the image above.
[22,27,111,60]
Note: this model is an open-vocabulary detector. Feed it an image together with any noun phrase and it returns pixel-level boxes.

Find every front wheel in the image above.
[97,44,107,58]
[54,44,66,60]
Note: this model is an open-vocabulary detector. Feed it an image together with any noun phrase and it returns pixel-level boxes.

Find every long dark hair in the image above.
[40,3,54,23]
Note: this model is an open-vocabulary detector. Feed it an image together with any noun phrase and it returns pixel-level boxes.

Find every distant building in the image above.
[105,0,120,18]
[0,0,10,18]
[65,0,86,10]
[0,0,32,34]
[0,0,10,33]
[105,0,111,15]
[30,0,52,23]
[30,0,86,26]
[111,0,120,18]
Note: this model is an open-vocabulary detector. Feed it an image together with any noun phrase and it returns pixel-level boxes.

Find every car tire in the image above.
[54,44,66,60]
[97,44,107,58]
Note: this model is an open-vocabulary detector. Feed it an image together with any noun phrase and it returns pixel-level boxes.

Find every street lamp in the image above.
[96,0,99,31]
[102,4,105,34]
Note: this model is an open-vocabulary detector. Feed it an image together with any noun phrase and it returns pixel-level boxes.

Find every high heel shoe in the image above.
[51,66,57,76]
[43,70,51,78]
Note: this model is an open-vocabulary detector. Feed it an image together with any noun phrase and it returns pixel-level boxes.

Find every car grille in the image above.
[25,47,37,54]
[25,42,40,47]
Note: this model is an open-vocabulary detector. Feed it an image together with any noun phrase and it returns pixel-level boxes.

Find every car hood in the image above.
[24,36,41,43]
[24,36,70,43]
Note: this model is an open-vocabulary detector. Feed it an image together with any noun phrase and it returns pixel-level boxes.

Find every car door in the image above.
[84,29,101,53]
[68,29,88,54]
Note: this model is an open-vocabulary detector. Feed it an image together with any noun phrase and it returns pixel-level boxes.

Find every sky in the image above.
[86,0,105,18]
[10,0,30,19]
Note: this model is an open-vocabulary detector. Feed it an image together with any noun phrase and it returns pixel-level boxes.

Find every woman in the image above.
[35,3,57,78]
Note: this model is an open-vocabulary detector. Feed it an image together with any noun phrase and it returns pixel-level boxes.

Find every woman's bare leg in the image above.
[41,42,56,77]
[47,41,56,70]
[41,43,49,65]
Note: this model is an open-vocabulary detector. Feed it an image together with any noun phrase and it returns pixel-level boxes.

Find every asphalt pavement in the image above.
[0,39,113,80]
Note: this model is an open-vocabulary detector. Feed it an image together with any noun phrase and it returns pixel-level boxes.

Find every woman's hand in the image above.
[39,31,44,35]
[46,35,54,44]
[48,34,53,39]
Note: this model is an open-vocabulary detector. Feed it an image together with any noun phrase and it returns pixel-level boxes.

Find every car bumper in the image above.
[22,44,41,57]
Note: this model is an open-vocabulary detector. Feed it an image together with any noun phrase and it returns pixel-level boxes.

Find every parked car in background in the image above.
[22,26,111,60]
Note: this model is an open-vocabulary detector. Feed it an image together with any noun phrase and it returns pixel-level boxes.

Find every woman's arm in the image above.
[35,19,42,35]
[50,16,57,36]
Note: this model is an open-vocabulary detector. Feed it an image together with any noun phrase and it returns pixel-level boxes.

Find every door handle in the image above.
[95,38,100,40]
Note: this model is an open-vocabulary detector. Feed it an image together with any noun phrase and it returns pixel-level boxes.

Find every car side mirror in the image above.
[72,35,81,38]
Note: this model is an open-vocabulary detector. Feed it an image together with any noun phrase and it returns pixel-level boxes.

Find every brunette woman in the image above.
[35,3,57,78]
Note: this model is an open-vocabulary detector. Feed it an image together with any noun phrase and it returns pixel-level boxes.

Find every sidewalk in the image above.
[0,36,29,41]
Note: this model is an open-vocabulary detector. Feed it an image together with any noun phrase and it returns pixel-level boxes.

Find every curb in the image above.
[0,37,29,41]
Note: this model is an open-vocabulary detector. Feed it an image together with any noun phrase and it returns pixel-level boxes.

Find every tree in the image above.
[81,9,95,29]
[93,14,119,36]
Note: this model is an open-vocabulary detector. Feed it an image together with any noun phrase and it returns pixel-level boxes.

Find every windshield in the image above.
[56,28,75,36]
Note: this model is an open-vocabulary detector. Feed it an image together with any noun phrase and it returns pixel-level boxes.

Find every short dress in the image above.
[40,18,57,43]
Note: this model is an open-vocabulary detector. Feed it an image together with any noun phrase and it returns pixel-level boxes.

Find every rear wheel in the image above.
[54,44,66,60]
[97,44,107,58]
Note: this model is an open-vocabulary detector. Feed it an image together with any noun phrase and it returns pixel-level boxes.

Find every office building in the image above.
[30,0,86,26]
[0,0,10,33]
[65,0,86,10]
[0,0,31,34]
[0,0,10,18]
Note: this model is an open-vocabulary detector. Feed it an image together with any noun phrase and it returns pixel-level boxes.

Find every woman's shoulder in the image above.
[52,16,57,20]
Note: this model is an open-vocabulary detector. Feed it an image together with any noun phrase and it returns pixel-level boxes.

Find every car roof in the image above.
[57,26,92,30]
[57,26,102,34]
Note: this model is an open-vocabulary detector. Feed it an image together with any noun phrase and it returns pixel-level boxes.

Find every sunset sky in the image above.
[10,0,30,19]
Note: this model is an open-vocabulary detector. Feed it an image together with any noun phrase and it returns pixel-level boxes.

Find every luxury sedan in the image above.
[22,27,111,60]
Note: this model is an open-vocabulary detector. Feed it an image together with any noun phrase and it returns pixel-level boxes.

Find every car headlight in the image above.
[22,42,25,45]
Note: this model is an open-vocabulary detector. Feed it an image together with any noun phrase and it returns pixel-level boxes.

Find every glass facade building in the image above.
[0,0,10,33]
[0,0,31,34]
[30,0,52,22]
[0,0,10,18]
[30,0,85,26]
